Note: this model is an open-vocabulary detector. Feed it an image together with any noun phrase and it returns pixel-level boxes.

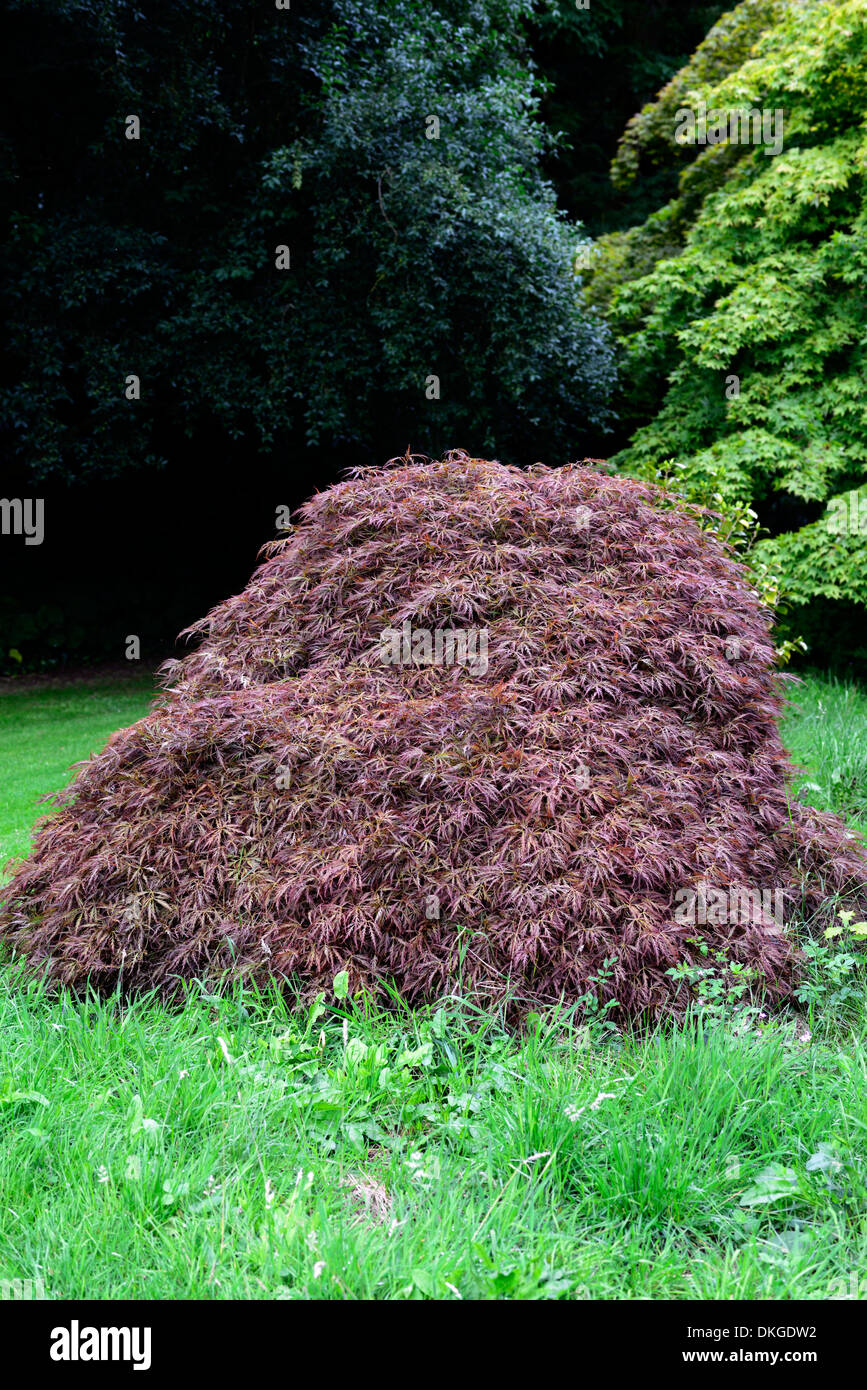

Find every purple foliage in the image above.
[2,452,865,1018]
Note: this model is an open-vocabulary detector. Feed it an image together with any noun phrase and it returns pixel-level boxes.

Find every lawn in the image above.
[0,670,866,1300]
[779,671,867,837]
[0,674,158,869]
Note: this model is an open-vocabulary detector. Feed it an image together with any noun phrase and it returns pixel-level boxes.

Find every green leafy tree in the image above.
[589,0,867,657]
[0,0,614,481]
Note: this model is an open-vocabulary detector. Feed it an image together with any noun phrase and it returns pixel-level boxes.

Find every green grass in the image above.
[1,975,867,1300]
[0,675,157,871]
[780,671,867,836]
[0,669,866,1300]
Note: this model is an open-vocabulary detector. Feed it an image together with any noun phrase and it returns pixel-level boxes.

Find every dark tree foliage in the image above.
[0,0,614,481]
[3,455,864,1018]
[528,0,725,235]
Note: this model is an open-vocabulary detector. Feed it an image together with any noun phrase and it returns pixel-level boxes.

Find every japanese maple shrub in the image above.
[2,453,864,1019]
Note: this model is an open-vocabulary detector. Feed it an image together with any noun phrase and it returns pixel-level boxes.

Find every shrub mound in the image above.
[2,453,865,1018]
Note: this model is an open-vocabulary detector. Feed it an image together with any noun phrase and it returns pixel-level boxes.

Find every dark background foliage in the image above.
[1,0,721,671]
[530,0,724,233]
